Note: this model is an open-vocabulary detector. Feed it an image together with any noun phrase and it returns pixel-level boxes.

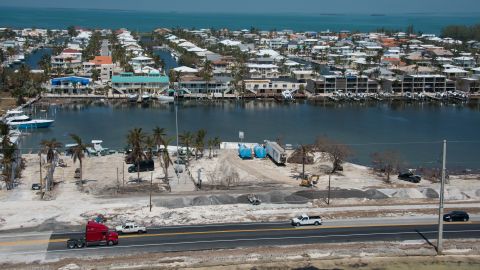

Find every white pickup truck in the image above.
[291,214,322,226]
[115,222,147,234]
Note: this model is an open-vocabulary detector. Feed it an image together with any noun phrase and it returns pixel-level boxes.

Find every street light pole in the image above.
[174,88,181,184]
[437,140,447,255]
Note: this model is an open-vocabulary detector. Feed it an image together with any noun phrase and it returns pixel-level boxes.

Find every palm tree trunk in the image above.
[80,159,83,186]
[137,163,140,181]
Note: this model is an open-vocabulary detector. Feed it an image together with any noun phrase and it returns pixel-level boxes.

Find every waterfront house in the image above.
[112,72,169,94]
[382,75,455,93]
[456,77,480,93]
[177,76,232,96]
[243,78,305,96]
[49,76,92,95]
[306,75,378,94]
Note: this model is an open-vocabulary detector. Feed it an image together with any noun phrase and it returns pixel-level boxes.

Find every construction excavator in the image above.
[300,175,319,187]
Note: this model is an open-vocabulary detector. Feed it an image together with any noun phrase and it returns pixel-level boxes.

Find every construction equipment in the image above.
[247,194,261,205]
[300,175,319,187]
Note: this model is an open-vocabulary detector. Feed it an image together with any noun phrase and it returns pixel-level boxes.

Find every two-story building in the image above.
[82,56,115,82]
[247,63,279,79]
[244,78,305,96]
[177,76,232,95]
[382,75,456,93]
[112,72,169,94]
[306,75,378,94]
[51,49,83,71]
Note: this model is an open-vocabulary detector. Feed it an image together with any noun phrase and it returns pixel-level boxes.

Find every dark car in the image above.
[31,183,41,190]
[128,159,154,173]
[443,211,469,222]
[398,172,421,183]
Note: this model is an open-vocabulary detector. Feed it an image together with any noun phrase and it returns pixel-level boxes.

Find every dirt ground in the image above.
[2,239,480,269]
[0,150,478,232]
[0,94,17,113]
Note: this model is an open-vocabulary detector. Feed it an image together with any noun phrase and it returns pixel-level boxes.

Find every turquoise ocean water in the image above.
[0,7,479,34]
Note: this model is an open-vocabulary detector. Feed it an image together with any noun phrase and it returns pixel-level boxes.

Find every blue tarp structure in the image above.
[51,76,91,86]
[254,145,266,158]
[238,144,252,159]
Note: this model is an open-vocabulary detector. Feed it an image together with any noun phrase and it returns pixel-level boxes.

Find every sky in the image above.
[1,0,480,14]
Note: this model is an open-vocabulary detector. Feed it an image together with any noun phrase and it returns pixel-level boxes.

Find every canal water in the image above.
[18,100,480,169]
[154,49,178,72]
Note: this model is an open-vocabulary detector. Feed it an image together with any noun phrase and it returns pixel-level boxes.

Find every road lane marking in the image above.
[3,229,480,256]
[0,221,477,247]
[119,221,478,239]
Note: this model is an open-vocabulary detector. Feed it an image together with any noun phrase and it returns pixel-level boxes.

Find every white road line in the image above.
[3,229,480,256]
[148,221,289,230]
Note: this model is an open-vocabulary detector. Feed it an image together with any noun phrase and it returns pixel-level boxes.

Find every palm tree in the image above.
[144,135,155,161]
[202,60,213,96]
[179,131,194,162]
[160,137,175,192]
[207,138,214,159]
[70,134,88,185]
[0,123,15,190]
[152,127,166,151]
[40,138,62,190]
[126,128,146,181]
[213,137,221,157]
[194,129,207,159]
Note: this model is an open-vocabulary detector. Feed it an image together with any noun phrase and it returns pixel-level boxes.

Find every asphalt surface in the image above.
[1,217,479,262]
[41,220,480,259]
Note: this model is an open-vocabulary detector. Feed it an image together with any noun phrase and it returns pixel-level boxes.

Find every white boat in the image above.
[156,94,175,102]
[141,93,151,102]
[4,110,54,129]
[7,115,54,129]
[87,140,109,156]
[281,90,294,101]
[127,94,138,102]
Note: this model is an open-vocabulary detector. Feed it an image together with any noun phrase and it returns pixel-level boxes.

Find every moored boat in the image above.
[127,94,138,102]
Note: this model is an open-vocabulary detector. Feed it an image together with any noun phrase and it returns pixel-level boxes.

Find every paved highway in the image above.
[1,218,479,262]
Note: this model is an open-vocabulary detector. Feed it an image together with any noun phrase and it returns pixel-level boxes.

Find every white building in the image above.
[247,63,279,79]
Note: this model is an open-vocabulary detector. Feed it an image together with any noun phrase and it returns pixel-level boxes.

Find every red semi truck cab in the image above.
[67,221,119,249]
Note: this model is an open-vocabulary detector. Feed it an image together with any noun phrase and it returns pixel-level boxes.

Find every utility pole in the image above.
[39,153,43,191]
[122,162,125,188]
[149,172,153,212]
[437,140,447,255]
[327,173,331,205]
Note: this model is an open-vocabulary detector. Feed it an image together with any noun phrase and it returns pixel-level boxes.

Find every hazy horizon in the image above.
[2,0,480,14]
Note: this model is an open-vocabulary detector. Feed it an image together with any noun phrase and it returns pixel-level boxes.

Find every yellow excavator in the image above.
[300,175,319,187]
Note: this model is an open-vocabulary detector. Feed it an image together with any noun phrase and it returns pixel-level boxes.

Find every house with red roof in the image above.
[82,56,116,82]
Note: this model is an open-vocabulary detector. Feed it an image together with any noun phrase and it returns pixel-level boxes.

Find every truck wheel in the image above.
[107,240,114,246]
[314,221,320,226]
[295,223,300,227]
[76,241,85,248]
[67,240,76,249]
